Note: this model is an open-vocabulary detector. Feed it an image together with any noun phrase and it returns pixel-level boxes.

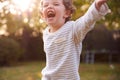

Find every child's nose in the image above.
[47,4,54,9]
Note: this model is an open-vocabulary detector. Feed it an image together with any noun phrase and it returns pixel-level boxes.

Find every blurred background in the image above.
[0,0,120,80]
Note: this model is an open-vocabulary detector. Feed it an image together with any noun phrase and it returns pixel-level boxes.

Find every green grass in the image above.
[80,63,120,80]
[0,62,120,80]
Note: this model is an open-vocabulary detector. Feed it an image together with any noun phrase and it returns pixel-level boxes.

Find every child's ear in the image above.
[64,10,71,18]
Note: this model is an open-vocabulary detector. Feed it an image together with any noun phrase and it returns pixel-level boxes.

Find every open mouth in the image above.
[47,11,55,18]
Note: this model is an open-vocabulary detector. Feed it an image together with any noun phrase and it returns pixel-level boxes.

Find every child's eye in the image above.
[43,4,48,7]
[54,3,59,6]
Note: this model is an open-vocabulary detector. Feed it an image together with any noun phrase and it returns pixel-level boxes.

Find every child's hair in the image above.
[63,0,76,22]
[40,0,76,22]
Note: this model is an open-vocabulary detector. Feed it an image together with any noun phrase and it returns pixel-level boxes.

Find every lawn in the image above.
[0,61,120,80]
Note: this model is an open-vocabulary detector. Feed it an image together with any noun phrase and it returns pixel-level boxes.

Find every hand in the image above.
[95,0,108,11]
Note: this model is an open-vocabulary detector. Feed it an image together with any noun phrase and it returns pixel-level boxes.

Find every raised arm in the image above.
[72,0,110,44]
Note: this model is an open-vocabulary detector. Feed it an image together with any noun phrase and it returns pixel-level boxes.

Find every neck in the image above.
[48,21,65,33]
[49,24,62,33]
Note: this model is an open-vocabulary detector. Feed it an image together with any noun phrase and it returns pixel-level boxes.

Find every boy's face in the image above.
[40,0,70,26]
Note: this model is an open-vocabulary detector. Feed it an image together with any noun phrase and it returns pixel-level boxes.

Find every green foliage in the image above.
[105,0,120,30]
[0,0,119,36]
[0,37,24,66]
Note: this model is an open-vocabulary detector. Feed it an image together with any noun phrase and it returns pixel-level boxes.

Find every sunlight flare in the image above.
[12,0,32,12]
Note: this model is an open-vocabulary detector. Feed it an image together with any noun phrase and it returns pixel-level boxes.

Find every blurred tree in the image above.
[0,0,120,35]
[106,0,120,30]
[0,0,44,36]
[0,37,24,66]
[0,0,119,62]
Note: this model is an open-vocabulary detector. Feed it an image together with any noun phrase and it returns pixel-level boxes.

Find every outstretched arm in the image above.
[95,0,108,11]
[72,0,110,44]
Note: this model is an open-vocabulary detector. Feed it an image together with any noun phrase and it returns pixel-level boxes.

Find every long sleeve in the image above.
[73,2,110,44]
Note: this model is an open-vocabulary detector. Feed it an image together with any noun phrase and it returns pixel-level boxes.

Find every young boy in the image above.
[40,0,110,80]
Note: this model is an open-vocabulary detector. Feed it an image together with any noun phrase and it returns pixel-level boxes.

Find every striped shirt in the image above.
[42,2,109,80]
